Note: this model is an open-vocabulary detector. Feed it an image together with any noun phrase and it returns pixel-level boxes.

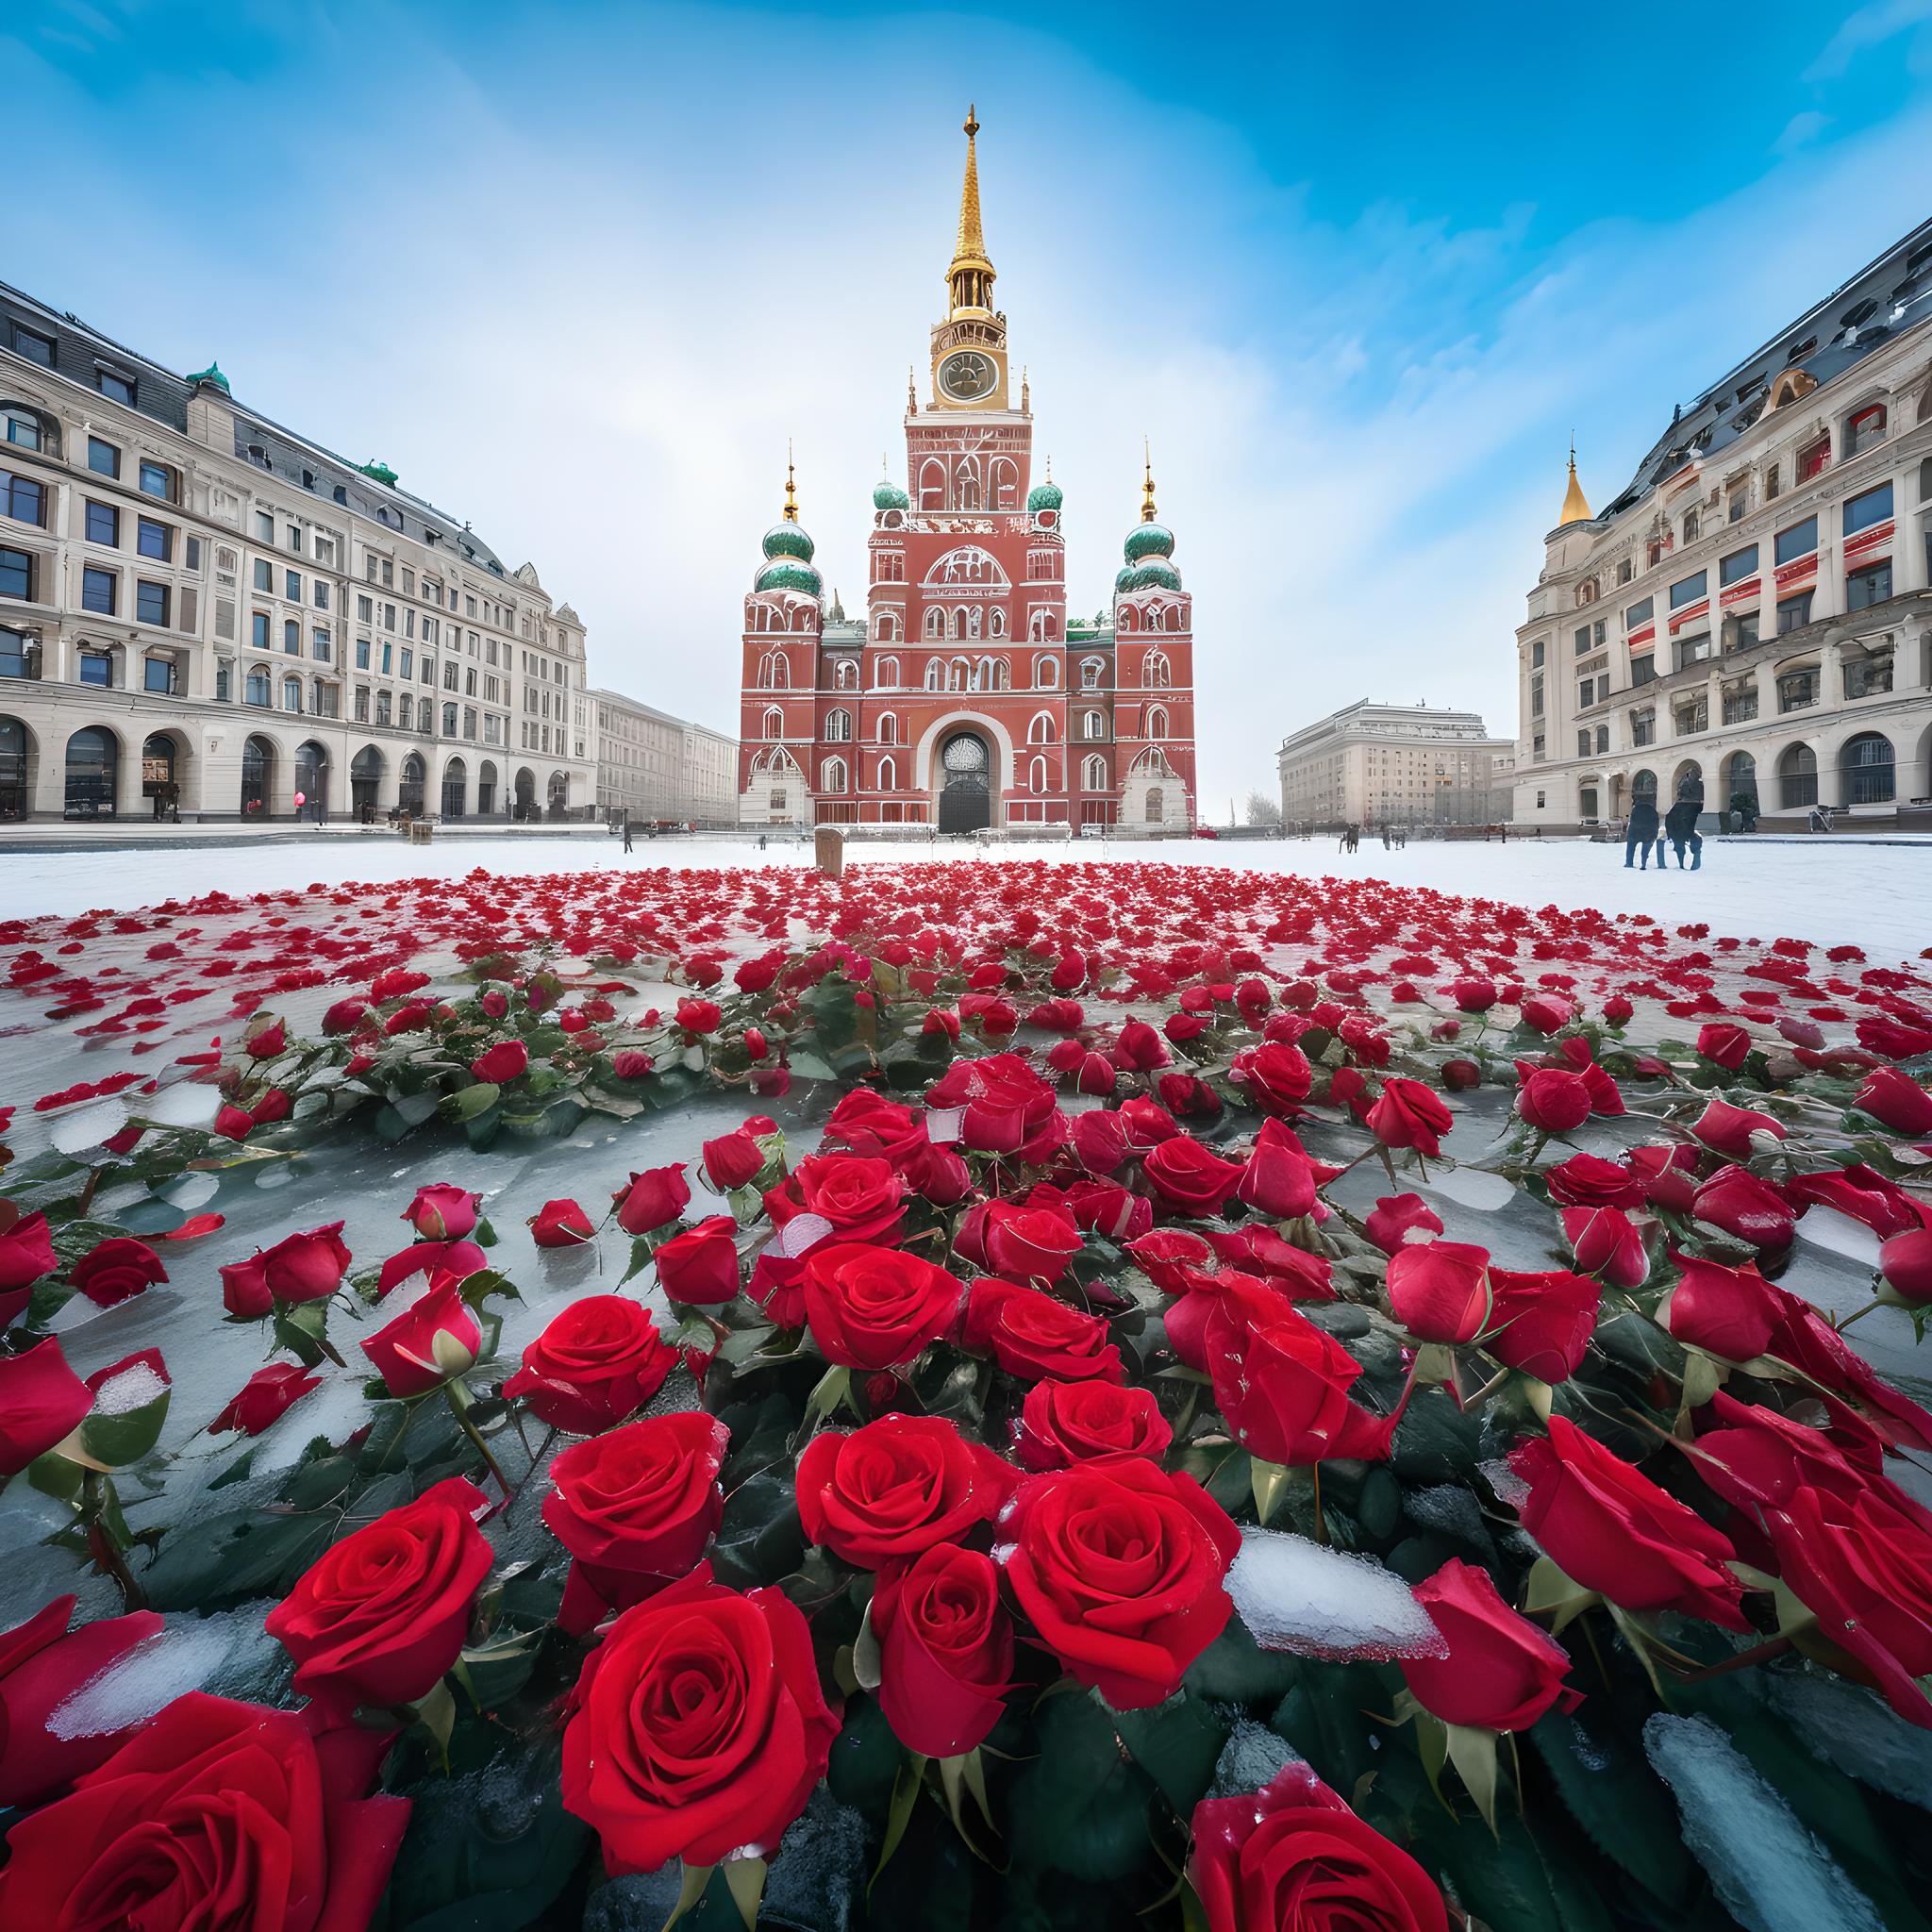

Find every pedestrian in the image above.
[1807,802,1833,834]
[1624,792,1664,870]
[1664,782,1703,871]
[622,812,633,854]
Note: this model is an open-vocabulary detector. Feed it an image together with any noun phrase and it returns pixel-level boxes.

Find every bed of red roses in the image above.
[0,858,1930,1932]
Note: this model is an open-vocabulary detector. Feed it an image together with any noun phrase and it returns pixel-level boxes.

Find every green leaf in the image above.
[1114,1690,1229,1815]
[1528,1710,1696,1907]
[1008,1690,1156,1883]
[708,1471,805,1591]
[141,1505,335,1609]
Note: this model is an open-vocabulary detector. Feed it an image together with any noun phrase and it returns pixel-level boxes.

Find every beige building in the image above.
[0,279,595,822]
[1277,701,1515,827]
[1515,218,1932,829]
[590,688,737,824]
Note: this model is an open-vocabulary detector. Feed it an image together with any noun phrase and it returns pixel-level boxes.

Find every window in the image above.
[1777,670,1819,712]
[1842,732,1895,804]
[1842,483,1892,536]
[252,611,270,649]
[1798,434,1829,480]
[1,625,36,677]
[822,756,848,793]
[1682,508,1700,543]
[376,691,392,726]
[78,650,112,687]
[85,500,118,546]
[1845,559,1891,610]
[82,565,116,613]
[1728,611,1760,651]
[1530,640,1545,669]
[214,659,231,702]
[441,701,458,736]
[1727,490,1747,524]
[1844,653,1892,700]
[1771,515,1816,566]
[282,676,302,712]
[1630,710,1656,747]
[825,708,852,742]
[1723,684,1757,725]
[1576,729,1591,757]
[1574,624,1591,655]
[1764,463,1781,501]
[1669,571,1707,608]
[1674,633,1711,672]
[283,619,300,654]
[1776,591,1813,632]
[137,516,173,561]
[0,546,32,600]
[1617,558,1633,584]
[88,438,119,478]
[313,581,328,610]
[143,656,176,695]
[1718,544,1757,586]
[1624,597,1653,629]
[10,325,54,365]
[253,558,272,591]
[1778,743,1817,808]
[0,471,43,526]
[1844,404,1886,458]
[1578,677,1596,708]
[3,408,42,452]
[139,461,171,500]
[1530,675,1544,717]
[136,581,169,627]
[285,570,302,601]
[1674,697,1708,735]
[287,525,302,555]
[96,370,135,406]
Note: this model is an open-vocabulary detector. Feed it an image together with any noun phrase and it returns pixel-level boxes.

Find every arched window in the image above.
[878,712,898,744]
[993,659,1009,691]
[877,754,897,791]
[1028,756,1047,793]
[1083,709,1104,740]
[989,607,1006,638]
[876,655,900,686]
[924,658,942,691]
[919,459,945,510]
[1144,787,1165,824]
[64,725,118,817]
[965,606,982,640]
[924,607,945,639]
[948,658,970,692]
[835,659,857,689]
[1841,731,1895,804]
[825,708,852,742]
[283,619,300,655]
[762,706,783,739]
[441,700,458,735]
[1035,655,1058,689]
[1083,754,1107,792]
[758,652,789,690]
[954,460,979,510]
[990,458,1018,510]
[822,755,848,793]
[1777,743,1817,809]
[282,675,303,712]
[1031,611,1058,641]
[874,611,900,643]
[1027,711,1055,744]
[1081,657,1104,690]
[1144,650,1171,688]
[1147,706,1169,740]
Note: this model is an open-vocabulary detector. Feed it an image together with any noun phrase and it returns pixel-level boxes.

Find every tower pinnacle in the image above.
[947,106,994,315]
[1141,440,1158,523]
[783,441,799,524]
[1557,440,1591,525]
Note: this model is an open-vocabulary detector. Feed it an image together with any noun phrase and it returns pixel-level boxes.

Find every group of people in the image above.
[1623,781,1705,871]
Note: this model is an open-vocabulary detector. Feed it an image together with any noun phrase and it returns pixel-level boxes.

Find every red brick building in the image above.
[737,110,1197,834]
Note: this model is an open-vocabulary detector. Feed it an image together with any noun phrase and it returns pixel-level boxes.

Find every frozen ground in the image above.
[2,831,1928,964]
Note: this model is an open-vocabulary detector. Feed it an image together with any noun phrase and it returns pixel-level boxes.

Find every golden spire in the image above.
[783,440,798,524]
[1558,440,1591,525]
[947,105,994,313]
[1141,439,1158,523]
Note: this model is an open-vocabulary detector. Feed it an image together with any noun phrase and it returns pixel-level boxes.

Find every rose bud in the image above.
[1236,1118,1319,1221]
[249,1089,292,1127]
[1878,1226,1932,1306]
[479,988,509,1020]
[1387,1240,1491,1343]
[795,1414,1016,1569]
[1602,993,1635,1026]
[0,1339,93,1477]
[1560,1205,1648,1289]
[1515,1065,1591,1134]
[1363,1193,1443,1255]
[1449,976,1497,1012]
[359,1278,481,1398]
[701,1129,764,1192]
[1627,1144,1701,1214]
[1364,1077,1454,1158]
[611,1163,691,1237]
[68,1237,167,1310]
[1854,1065,1932,1137]
[402,1183,479,1242]
[675,996,722,1036]
[211,1103,255,1141]
[961,1278,1124,1384]
[1483,1267,1600,1381]
[1859,1014,1932,1059]
[1441,1057,1480,1091]
[653,1215,741,1304]
[1075,1050,1119,1097]
[1114,1018,1170,1072]
[1695,1022,1752,1070]
[800,1242,964,1371]
[209,1362,321,1437]
[1141,1136,1247,1215]
[874,1542,1014,1757]
[543,1413,730,1633]
[1690,1097,1786,1161]
[1399,1559,1579,1733]
[529,1198,595,1247]
[908,1141,973,1207]
[244,1020,286,1060]
[0,1210,57,1326]
[1692,1166,1796,1252]
[749,1063,791,1100]
[742,1025,770,1060]
[322,998,369,1035]
[1228,1041,1313,1117]
[1014,1379,1173,1472]
[982,1200,1085,1286]
[1071,1108,1131,1176]
[375,1237,485,1302]
[1545,1153,1644,1209]
[469,1040,528,1084]
[1666,1251,1784,1359]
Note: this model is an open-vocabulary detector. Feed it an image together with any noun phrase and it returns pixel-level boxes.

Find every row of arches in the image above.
[916,458,1021,514]
[752,651,1173,694]
[1578,729,1908,821]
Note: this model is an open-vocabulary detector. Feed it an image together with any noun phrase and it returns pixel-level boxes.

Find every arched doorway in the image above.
[514,768,537,819]
[141,733,179,819]
[1670,758,1704,807]
[241,734,275,817]
[398,752,426,817]
[1143,786,1165,824]
[294,741,329,822]
[351,747,384,818]
[441,757,467,819]
[0,716,34,820]
[546,770,568,819]
[1630,768,1658,807]
[1778,743,1818,810]
[1840,732,1895,806]
[937,729,991,834]
[477,758,498,816]
[65,726,119,819]
[1723,751,1757,818]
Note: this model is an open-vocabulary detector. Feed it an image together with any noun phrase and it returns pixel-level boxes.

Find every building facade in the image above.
[1277,701,1515,828]
[737,111,1198,835]
[1513,221,1932,829]
[591,688,738,824]
[0,281,595,822]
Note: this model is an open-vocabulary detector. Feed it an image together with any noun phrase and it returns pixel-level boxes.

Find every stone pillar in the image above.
[814,826,845,876]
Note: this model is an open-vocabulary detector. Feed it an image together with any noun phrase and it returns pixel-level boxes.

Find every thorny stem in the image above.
[443,1381,516,1508]
[82,1470,147,1613]
[1658,1634,1793,1683]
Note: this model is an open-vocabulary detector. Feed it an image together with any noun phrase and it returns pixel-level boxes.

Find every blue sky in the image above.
[8,0,1932,802]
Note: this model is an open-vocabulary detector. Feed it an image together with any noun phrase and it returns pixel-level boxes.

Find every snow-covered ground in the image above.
[4,832,1928,965]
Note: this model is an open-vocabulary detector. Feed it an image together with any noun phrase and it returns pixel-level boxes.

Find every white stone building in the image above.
[0,280,595,822]
[590,688,737,825]
[1277,701,1515,828]
[1513,220,1932,830]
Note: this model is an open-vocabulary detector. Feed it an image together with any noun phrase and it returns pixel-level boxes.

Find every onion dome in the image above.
[874,473,909,511]
[1123,522,1172,562]
[1114,564,1136,591]
[186,361,230,394]
[756,558,823,595]
[762,522,815,562]
[1028,477,1063,513]
[1123,558,1182,592]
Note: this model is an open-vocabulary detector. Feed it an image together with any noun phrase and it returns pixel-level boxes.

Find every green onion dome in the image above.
[756,558,823,595]
[873,476,909,511]
[762,522,816,563]
[186,361,230,394]
[1121,558,1182,592]
[1027,477,1063,513]
[1114,564,1136,591]
[1123,522,1174,562]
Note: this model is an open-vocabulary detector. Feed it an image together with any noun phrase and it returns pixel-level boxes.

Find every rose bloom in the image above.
[824,1089,929,1168]
[1691,1165,1796,1251]
[528,1197,595,1247]
[561,1564,836,1874]
[543,1413,730,1633]
[1696,1022,1752,1070]
[1071,1108,1132,1175]
[1142,1136,1247,1216]
[1544,1153,1645,1210]
[611,1163,691,1238]
[794,1414,1016,1570]
[1399,1558,1578,1732]
[0,1337,93,1478]
[1448,975,1497,1011]
[1559,1206,1648,1291]
[0,1210,57,1318]
[788,1152,908,1246]
[1002,1453,1238,1708]
[265,1476,492,1722]
[1441,1058,1481,1091]
[982,1198,1084,1285]
[1514,1066,1591,1135]
[375,1237,487,1302]
[1237,1117,1320,1221]
[1881,1225,1932,1304]
[1063,1177,1152,1243]
[1482,1267,1601,1383]
[1363,1193,1442,1256]
[1014,1378,1174,1473]
[1520,991,1574,1035]
[873,1541,1013,1757]
[221,1221,353,1319]
[1628,1144,1702,1215]
[1784,1164,1925,1239]
[0,1592,163,1808]
[68,1236,167,1309]
[1387,1240,1491,1344]
[800,1241,963,1372]
[961,1277,1125,1384]
[502,1294,676,1434]
[1509,1415,1745,1627]
[1126,1227,1216,1295]
[1854,1065,1932,1137]
[209,1362,321,1437]
[702,1128,765,1191]
[925,1051,1059,1155]
[1364,1078,1454,1158]
[653,1215,741,1304]
[0,1692,409,1932]
[359,1277,480,1398]
[402,1182,478,1241]
[469,1039,528,1084]
[1191,1761,1448,1932]
[1230,1041,1313,1117]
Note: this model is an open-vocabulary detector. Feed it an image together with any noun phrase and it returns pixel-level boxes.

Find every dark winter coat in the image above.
[1664,799,1701,842]
[1626,798,1660,842]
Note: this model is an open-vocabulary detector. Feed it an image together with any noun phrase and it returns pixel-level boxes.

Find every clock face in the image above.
[938,350,997,402]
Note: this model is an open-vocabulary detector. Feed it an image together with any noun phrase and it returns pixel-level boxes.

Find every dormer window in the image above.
[1844,403,1887,459]
[1797,433,1830,481]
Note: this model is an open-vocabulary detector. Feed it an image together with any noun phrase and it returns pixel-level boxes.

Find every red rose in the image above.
[1521,991,1574,1035]
[1449,975,1497,1011]
[1881,1226,1932,1304]
[1230,1041,1313,1116]
[375,1237,486,1301]
[1387,1240,1490,1343]
[1364,1078,1453,1158]
[982,1198,1084,1284]
[561,1563,836,1874]
[1509,1414,1745,1625]
[1784,1164,1925,1239]
[323,997,369,1034]
[1483,1267,1600,1383]
[0,1210,57,1317]
[1545,1153,1644,1209]
[68,1236,166,1309]
[653,1214,740,1303]
[824,1090,928,1167]
[1127,1227,1215,1294]
[469,1039,528,1084]
[1063,1177,1152,1242]
[800,1241,963,1371]
[791,1152,907,1245]
[1692,1165,1795,1251]
[210,1361,321,1436]
[211,1101,255,1141]
[1441,1058,1481,1091]
[1666,1252,1779,1359]
[359,1278,480,1397]
[1237,1117,1319,1220]
[1071,1108,1132,1175]
[1400,1558,1578,1732]
[529,1196,595,1246]
[245,1019,286,1058]
[702,1128,765,1191]
[543,1413,729,1633]
[1628,1144,1701,1214]
[1560,1206,1648,1290]
[1603,993,1635,1026]
[1114,1018,1170,1071]
[265,1476,492,1721]
[924,1052,1058,1154]
[0,1593,164,1807]
[1142,1136,1246,1215]
[1855,1065,1932,1136]
[0,1338,92,1476]
[873,1541,1013,1757]
[502,1294,676,1433]
[0,1692,408,1931]
[1208,1278,1401,1464]
[612,1163,690,1237]
[402,1182,478,1241]
[1003,1453,1238,1708]
[1514,1065,1591,1134]
[962,1277,1124,1384]
[1014,1378,1173,1472]
[795,1414,1015,1569]
[1859,1013,1932,1059]
[1191,1760,1448,1932]
[1363,1193,1442,1256]
[1690,1097,1786,1159]
[1696,1022,1752,1069]
[675,996,722,1035]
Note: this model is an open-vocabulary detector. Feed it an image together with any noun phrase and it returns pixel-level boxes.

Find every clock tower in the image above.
[929,107,1010,410]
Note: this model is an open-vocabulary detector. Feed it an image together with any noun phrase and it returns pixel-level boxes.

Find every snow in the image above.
[1642,1713,1885,1932]
[1209,1719,1300,1799]
[1754,1672,1932,1806]
[45,1604,282,1738]
[1226,1526,1447,1660]
[89,1361,169,1415]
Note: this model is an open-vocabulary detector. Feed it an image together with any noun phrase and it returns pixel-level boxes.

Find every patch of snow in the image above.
[158,1171,220,1211]
[1209,1718,1299,1799]
[1757,1672,1932,1806]
[772,1210,834,1260]
[1478,1457,1532,1511]
[90,1361,169,1415]
[51,1097,126,1153]
[1227,1526,1446,1660]
[1418,1164,1516,1213]
[148,1084,217,1128]
[46,1605,281,1738]
[1795,1208,1883,1269]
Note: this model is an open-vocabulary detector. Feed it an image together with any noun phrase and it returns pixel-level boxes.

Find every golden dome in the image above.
[1558,445,1592,525]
